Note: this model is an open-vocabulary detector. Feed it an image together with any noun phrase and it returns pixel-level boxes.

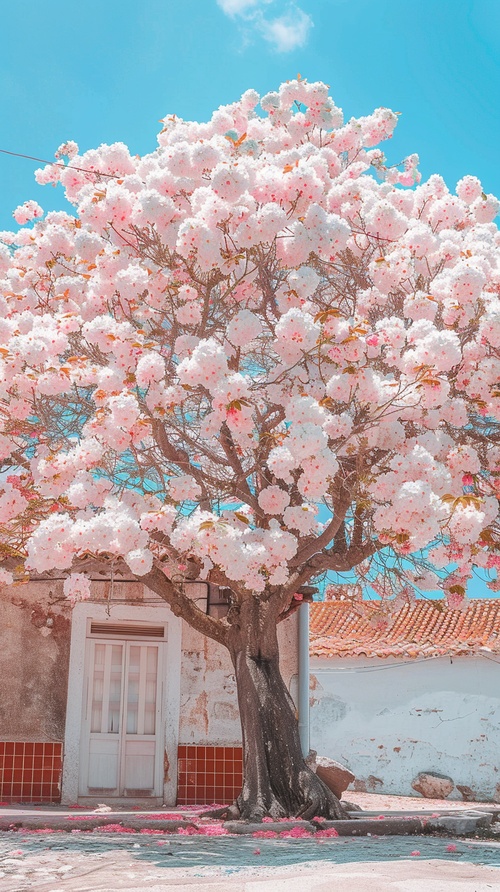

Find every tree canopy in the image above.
[0,77,499,626]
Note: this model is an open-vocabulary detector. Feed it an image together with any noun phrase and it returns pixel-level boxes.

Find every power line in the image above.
[311,655,442,673]
[0,148,124,180]
[311,649,500,672]
[479,652,500,665]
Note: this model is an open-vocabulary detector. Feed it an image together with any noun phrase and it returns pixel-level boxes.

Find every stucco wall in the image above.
[0,578,150,742]
[0,580,72,741]
[1,579,298,749]
[310,655,500,802]
[179,612,299,745]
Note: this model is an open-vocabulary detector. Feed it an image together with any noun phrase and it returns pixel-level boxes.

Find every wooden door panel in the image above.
[87,737,120,792]
[80,635,163,799]
[123,739,156,793]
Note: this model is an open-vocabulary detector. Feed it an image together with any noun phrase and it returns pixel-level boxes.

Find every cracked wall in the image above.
[310,655,500,802]
[0,580,72,741]
[179,613,298,744]
[0,579,298,750]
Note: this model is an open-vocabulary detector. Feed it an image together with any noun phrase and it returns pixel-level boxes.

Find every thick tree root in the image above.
[201,796,348,823]
[234,772,349,822]
[198,804,240,820]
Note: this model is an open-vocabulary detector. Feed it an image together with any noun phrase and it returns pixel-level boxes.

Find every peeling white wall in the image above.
[179,613,299,745]
[310,655,500,802]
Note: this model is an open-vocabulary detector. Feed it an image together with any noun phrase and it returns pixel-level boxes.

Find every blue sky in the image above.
[1,0,499,230]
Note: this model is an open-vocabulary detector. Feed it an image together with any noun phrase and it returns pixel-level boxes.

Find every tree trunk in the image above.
[227,595,347,820]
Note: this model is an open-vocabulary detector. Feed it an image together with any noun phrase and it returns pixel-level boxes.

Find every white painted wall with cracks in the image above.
[310,654,500,802]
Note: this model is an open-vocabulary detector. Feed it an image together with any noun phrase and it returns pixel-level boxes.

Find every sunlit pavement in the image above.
[1,794,500,890]
[1,832,500,891]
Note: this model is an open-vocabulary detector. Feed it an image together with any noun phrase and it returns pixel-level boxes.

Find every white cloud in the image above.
[217,0,313,53]
[260,7,312,52]
[217,0,263,16]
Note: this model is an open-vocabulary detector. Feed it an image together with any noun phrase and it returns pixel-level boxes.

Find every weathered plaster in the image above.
[0,580,72,741]
[1,576,299,802]
[310,655,500,801]
[179,613,299,745]
[179,624,239,744]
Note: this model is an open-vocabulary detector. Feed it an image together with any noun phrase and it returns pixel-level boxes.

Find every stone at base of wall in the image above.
[314,756,355,799]
[427,813,493,834]
[412,771,454,799]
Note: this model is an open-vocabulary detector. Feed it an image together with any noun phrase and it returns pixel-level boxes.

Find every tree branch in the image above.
[320,539,377,572]
[291,475,352,568]
[143,564,229,647]
[218,422,258,509]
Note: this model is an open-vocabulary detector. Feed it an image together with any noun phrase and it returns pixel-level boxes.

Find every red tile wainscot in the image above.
[0,742,62,803]
[177,744,243,805]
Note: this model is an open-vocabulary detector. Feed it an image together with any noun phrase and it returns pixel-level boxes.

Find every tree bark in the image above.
[145,568,347,820]
[227,595,347,820]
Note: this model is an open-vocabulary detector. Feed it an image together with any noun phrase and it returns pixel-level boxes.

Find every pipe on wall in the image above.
[297,600,310,757]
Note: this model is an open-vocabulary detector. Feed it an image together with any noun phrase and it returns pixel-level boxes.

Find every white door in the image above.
[79,635,164,799]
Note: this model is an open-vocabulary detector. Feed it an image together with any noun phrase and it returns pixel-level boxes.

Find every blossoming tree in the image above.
[0,79,499,819]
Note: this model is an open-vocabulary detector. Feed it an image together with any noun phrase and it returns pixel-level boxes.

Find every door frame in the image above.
[61,600,181,806]
[79,634,166,802]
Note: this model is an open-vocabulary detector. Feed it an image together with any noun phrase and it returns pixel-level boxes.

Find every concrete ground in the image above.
[1,789,498,822]
[1,836,500,891]
[1,793,499,890]
[347,790,500,812]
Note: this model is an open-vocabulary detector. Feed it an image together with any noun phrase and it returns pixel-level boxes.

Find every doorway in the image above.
[61,602,181,807]
[79,629,164,799]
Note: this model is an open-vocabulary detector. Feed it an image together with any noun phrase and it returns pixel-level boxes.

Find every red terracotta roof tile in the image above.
[309,599,500,659]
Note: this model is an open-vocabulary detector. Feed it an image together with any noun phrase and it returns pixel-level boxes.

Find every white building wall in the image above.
[179,612,299,745]
[310,654,500,802]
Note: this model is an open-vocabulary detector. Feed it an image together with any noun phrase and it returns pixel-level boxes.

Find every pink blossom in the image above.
[63,573,91,605]
[125,548,154,576]
[0,78,497,657]
[280,827,313,837]
[13,200,44,225]
[195,823,228,835]
[315,827,340,838]
[55,140,79,160]
[257,485,290,515]
[168,475,202,502]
